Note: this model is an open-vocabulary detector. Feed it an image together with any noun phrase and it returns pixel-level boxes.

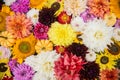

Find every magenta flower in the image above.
[8,59,18,71]
[12,64,35,80]
[115,19,120,28]
[10,0,30,13]
[80,9,95,23]
[34,22,49,39]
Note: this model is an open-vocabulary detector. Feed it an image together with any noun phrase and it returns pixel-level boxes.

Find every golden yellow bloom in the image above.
[96,51,116,70]
[104,13,116,27]
[0,31,15,47]
[30,0,47,9]
[110,0,120,18]
[0,58,11,79]
[12,34,36,63]
[35,40,53,54]
[1,5,14,15]
[48,22,76,46]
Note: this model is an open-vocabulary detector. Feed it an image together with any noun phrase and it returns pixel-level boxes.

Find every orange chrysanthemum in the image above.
[6,12,32,39]
[87,0,109,18]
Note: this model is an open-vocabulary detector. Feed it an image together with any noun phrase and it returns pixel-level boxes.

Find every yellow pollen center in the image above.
[43,62,52,72]
[94,31,103,39]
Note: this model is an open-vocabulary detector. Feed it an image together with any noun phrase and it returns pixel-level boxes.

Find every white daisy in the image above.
[3,0,16,6]
[64,0,87,17]
[24,50,60,80]
[71,16,86,32]
[81,19,113,52]
[113,28,120,41]
[85,49,96,62]
[27,8,39,25]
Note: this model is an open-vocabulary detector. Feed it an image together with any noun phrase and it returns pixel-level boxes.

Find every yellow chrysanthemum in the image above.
[45,0,64,15]
[1,5,14,15]
[96,51,116,70]
[110,0,120,18]
[30,0,47,10]
[12,34,36,63]
[35,40,53,54]
[0,58,11,79]
[48,22,76,46]
[104,13,116,27]
[0,31,16,47]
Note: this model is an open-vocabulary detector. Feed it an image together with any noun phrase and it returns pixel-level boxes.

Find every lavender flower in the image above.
[80,9,95,23]
[10,0,30,13]
[12,63,35,80]
[8,59,18,71]
[115,19,120,28]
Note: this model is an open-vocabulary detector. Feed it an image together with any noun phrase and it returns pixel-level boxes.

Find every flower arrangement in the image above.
[0,0,120,80]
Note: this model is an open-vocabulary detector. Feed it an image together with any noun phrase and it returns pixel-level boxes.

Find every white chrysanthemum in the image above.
[81,19,113,52]
[25,50,60,80]
[64,0,87,17]
[27,8,39,25]
[3,0,16,6]
[71,16,86,32]
[85,50,96,62]
[113,28,120,41]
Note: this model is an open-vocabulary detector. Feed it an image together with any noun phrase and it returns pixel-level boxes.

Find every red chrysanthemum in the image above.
[54,52,85,80]
[57,11,71,24]
[2,76,13,80]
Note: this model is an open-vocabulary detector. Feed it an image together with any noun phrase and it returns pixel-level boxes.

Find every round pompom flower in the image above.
[48,22,76,46]
[12,64,35,80]
[10,0,30,13]
[34,22,49,39]
[54,52,86,80]
[6,12,32,39]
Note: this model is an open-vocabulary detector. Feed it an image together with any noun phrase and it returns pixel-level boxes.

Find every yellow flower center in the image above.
[0,63,8,72]
[94,31,103,39]
[18,41,31,53]
[43,62,52,72]
[33,14,38,18]
[100,56,109,64]
[0,16,3,23]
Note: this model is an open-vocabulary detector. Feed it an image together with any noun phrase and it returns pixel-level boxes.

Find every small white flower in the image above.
[85,50,96,62]
[27,8,39,25]
[71,16,86,32]
[4,0,16,6]
[113,28,120,41]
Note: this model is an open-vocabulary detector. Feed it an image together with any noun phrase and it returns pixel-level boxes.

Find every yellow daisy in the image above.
[96,51,116,70]
[0,58,11,79]
[35,40,53,54]
[110,0,120,18]
[48,22,76,46]
[12,34,36,63]
[30,0,47,10]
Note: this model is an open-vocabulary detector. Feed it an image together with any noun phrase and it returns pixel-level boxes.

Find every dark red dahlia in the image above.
[0,0,4,10]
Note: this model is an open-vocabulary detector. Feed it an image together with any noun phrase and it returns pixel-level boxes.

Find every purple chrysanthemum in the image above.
[12,63,35,80]
[34,22,49,39]
[8,59,18,71]
[80,9,95,23]
[115,19,120,28]
[10,0,30,13]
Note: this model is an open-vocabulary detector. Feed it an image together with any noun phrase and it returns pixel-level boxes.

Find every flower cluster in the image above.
[0,0,120,80]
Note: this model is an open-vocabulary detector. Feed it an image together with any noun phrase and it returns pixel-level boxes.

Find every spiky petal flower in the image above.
[80,62,100,80]
[54,52,85,80]
[10,0,30,13]
[34,23,49,39]
[12,64,35,80]
[6,12,32,39]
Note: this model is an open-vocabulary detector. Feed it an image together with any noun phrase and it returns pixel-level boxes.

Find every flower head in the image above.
[8,59,18,71]
[34,23,49,39]
[6,12,32,39]
[80,62,100,80]
[54,52,85,80]
[87,0,109,18]
[12,64,35,80]
[48,22,76,46]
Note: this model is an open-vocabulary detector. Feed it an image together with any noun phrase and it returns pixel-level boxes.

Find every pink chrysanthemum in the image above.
[10,0,30,13]
[6,12,32,39]
[33,22,49,39]
[54,52,85,80]
[87,0,109,18]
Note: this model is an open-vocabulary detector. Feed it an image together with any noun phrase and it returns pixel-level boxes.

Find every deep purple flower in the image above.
[115,19,120,28]
[80,9,95,23]
[12,64,35,80]
[34,22,49,39]
[10,0,30,13]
